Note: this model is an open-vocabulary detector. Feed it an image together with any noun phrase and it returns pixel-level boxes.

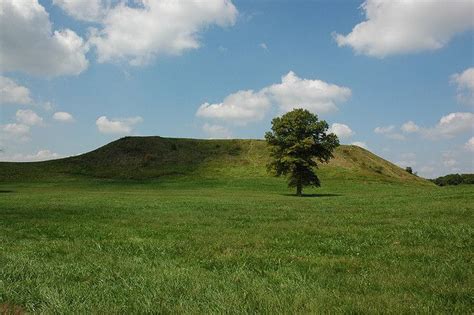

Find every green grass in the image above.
[0,137,472,312]
[0,177,472,313]
[0,137,429,185]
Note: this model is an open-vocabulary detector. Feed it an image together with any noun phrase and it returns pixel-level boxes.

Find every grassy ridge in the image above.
[0,136,429,185]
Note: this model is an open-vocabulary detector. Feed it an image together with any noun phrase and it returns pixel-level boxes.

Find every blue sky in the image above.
[1,0,473,178]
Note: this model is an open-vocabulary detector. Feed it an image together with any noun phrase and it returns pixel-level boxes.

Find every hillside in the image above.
[0,136,429,184]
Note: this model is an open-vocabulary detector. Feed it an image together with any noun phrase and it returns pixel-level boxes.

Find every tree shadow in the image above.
[0,190,14,193]
[281,193,341,198]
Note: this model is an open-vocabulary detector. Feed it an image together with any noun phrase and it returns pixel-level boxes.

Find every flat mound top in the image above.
[0,136,429,185]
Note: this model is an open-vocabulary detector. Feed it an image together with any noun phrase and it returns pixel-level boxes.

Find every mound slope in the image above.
[0,136,429,184]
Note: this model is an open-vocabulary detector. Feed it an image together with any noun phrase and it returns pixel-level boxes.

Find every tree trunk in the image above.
[296,182,302,196]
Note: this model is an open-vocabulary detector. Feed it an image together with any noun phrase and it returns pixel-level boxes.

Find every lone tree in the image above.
[265,108,339,196]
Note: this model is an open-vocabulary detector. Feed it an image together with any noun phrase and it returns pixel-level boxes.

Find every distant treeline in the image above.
[431,174,474,186]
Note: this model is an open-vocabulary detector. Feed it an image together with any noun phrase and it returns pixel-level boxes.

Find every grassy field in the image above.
[1,177,473,313]
[0,137,472,313]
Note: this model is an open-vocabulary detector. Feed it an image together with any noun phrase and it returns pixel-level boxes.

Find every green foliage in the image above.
[432,173,474,186]
[405,166,413,174]
[265,109,339,195]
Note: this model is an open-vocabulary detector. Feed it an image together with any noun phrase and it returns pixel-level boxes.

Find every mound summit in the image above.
[0,136,429,184]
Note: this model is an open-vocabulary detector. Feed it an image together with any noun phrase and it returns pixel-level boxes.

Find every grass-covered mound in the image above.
[0,136,429,185]
[0,137,471,313]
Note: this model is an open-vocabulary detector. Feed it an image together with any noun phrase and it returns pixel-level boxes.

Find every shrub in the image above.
[432,173,474,186]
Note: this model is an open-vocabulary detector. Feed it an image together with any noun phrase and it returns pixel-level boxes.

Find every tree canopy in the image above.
[265,108,339,196]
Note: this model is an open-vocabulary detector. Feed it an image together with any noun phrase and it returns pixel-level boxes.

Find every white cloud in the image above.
[263,71,351,113]
[374,125,405,140]
[202,123,232,139]
[96,116,143,134]
[259,42,268,50]
[0,149,61,162]
[1,123,31,142]
[425,112,474,139]
[0,76,32,105]
[374,125,395,134]
[351,141,368,149]
[196,71,351,125]
[464,137,474,152]
[387,113,473,140]
[197,90,271,124]
[401,121,420,133]
[16,109,43,126]
[2,123,30,136]
[328,123,354,139]
[53,111,74,123]
[0,0,88,77]
[88,0,238,65]
[451,67,474,106]
[53,0,108,22]
[334,0,474,57]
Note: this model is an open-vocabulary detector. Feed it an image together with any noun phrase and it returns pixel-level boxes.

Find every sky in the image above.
[0,0,473,178]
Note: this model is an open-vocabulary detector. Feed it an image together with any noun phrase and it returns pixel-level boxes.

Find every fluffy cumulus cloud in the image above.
[88,0,238,65]
[16,110,43,126]
[53,0,108,22]
[399,112,474,140]
[196,90,270,124]
[96,116,143,134]
[1,0,238,75]
[263,71,351,113]
[53,111,75,123]
[197,71,351,125]
[0,149,61,162]
[0,76,32,105]
[328,123,354,139]
[202,123,232,139]
[426,112,474,139]
[334,0,474,57]
[401,121,420,133]
[0,0,88,76]
[465,137,474,152]
[1,123,31,142]
[451,67,474,106]
[0,109,42,143]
